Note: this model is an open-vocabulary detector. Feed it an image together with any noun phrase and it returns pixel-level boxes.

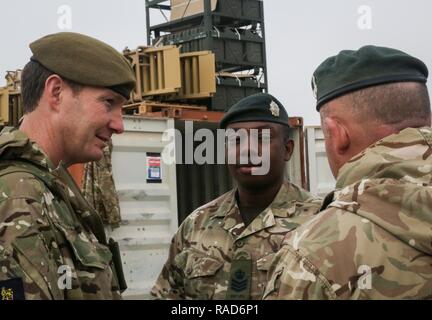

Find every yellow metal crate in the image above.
[178,51,216,100]
[0,88,9,125]
[125,46,182,101]
[0,88,22,127]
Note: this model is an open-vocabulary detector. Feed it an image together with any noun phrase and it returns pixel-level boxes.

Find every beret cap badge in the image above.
[219,93,290,129]
[311,75,318,99]
[269,101,280,117]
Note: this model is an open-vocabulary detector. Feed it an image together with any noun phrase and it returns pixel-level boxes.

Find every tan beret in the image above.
[30,32,135,98]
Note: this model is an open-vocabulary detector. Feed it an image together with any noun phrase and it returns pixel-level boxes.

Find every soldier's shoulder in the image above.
[176,191,234,239]
[277,182,322,219]
[0,168,47,202]
[0,171,53,260]
[284,181,322,203]
[283,206,365,256]
[185,190,234,221]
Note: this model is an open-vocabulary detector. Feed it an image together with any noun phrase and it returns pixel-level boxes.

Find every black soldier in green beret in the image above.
[152,93,321,299]
[0,32,135,299]
[264,45,432,299]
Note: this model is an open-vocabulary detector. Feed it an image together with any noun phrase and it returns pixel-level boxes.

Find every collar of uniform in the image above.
[336,127,432,189]
[234,207,276,240]
[50,160,67,176]
[210,189,238,219]
[0,129,55,171]
[269,181,311,218]
[212,181,299,219]
[218,182,297,239]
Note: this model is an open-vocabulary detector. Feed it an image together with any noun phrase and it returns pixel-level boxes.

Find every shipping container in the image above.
[107,116,179,299]
[305,126,335,196]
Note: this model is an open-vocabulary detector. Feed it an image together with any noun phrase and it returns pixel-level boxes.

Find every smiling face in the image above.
[57,84,126,164]
[225,121,293,191]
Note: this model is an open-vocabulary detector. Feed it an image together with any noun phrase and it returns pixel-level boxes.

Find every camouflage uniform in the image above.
[83,140,121,228]
[264,127,432,300]
[0,130,121,299]
[151,181,321,299]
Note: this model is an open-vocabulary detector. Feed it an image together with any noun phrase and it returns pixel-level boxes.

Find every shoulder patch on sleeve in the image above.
[0,278,25,300]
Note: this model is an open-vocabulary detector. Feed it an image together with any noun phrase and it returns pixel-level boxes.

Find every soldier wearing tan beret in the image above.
[0,32,135,299]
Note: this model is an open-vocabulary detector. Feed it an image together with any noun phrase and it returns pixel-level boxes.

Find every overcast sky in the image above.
[1,0,431,125]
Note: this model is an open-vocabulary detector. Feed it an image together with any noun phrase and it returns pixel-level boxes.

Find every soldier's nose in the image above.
[109,109,124,134]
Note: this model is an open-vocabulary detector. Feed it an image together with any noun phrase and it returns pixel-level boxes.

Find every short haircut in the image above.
[21,60,82,114]
[322,82,430,126]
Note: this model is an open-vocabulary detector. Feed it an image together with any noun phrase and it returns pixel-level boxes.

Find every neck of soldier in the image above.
[20,112,65,168]
[236,178,283,226]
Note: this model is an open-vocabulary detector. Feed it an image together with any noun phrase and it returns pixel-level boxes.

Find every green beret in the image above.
[29,32,136,99]
[312,45,428,111]
[220,93,289,129]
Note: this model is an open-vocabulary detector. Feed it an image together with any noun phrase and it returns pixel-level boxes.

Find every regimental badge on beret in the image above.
[311,75,318,99]
[269,101,280,117]
[219,92,290,129]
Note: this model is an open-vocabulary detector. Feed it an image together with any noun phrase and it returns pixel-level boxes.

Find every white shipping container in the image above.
[107,116,178,299]
[305,126,335,197]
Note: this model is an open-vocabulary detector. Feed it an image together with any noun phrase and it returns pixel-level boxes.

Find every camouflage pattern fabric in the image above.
[264,127,432,300]
[0,130,121,299]
[82,140,121,228]
[151,181,321,299]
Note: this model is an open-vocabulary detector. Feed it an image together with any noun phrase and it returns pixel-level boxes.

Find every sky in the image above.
[1,0,431,125]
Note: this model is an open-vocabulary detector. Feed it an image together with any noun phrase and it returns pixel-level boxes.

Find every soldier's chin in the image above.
[236,175,270,190]
[81,148,104,163]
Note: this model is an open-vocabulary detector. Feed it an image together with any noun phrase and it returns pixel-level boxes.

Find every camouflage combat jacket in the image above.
[0,130,121,299]
[151,181,321,299]
[264,127,432,300]
[83,141,121,227]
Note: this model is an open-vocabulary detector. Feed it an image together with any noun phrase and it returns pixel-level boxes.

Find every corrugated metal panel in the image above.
[174,120,234,223]
[108,116,178,299]
[305,126,335,196]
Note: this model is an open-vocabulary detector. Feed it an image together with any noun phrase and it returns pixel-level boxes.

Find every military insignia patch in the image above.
[312,75,318,99]
[0,278,25,300]
[226,259,252,300]
[231,269,247,292]
[269,101,280,117]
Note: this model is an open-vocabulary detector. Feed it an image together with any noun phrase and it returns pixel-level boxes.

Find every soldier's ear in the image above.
[323,116,350,155]
[44,74,64,112]
[283,139,294,161]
